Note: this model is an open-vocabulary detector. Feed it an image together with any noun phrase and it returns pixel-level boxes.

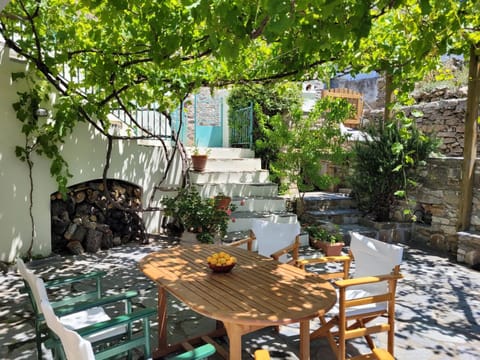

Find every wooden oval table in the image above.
[139,244,336,360]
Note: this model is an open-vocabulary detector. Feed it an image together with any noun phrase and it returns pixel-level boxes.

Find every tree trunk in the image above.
[383,72,395,124]
[457,44,480,231]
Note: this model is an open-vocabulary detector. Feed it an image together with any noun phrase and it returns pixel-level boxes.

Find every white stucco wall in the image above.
[0,42,180,262]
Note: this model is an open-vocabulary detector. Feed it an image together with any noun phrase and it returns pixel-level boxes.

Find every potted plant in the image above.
[214,193,232,210]
[191,147,211,172]
[162,187,236,244]
[305,224,344,256]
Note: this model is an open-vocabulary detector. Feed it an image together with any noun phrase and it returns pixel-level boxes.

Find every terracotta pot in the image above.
[191,154,208,172]
[215,196,231,210]
[313,240,345,256]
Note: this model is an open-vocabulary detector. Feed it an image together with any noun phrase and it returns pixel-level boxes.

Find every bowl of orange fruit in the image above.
[207,251,237,273]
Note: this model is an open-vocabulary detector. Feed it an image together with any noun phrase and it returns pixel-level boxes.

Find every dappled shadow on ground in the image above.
[1,236,479,359]
[394,246,480,359]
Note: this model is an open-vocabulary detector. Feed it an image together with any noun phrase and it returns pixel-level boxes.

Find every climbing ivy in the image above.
[12,74,74,258]
[13,74,74,196]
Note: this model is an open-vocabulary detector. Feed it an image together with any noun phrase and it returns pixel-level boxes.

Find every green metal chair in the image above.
[41,286,215,360]
[17,258,156,359]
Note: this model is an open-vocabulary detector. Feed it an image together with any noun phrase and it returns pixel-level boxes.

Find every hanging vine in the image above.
[12,75,74,258]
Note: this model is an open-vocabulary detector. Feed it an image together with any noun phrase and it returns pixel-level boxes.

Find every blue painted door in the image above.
[194,94,223,147]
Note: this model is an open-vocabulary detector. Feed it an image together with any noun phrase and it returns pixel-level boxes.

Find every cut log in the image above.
[75,191,86,203]
[66,240,84,255]
[85,228,103,253]
[101,231,114,249]
[64,223,77,240]
[71,224,88,242]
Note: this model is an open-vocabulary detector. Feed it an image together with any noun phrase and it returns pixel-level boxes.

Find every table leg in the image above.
[299,320,310,360]
[157,286,168,351]
[222,323,267,360]
[223,323,242,360]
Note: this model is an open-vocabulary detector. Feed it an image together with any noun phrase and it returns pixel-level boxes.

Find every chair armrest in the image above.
[20,271,109,312]
[227,236,253,251]
[270,243,298,262]
[76,307,157,338]
[43,271,108,307]
[296,255,351,280]
[44,271,107,288]
[298,255,351,266]
[19,270,106,294]
[335,273,403,289]
[53,290,139,317]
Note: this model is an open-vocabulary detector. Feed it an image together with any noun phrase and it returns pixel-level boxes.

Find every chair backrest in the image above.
[17,258,45,315]
[252,219,301,263]
[322,88,364,127]
[39,278,95,360]
[349,232,403,293]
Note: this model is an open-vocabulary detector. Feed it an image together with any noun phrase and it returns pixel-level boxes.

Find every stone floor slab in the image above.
[1,236,479,359]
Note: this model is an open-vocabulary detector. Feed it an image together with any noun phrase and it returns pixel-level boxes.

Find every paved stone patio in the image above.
[1,236,479,359]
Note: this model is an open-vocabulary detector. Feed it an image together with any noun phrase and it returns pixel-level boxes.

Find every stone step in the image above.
[186,147,255,159]
[154,191,285,212]
[227,211,297,232]
[190,169,270,184]
[301,208,362,225]
[196,158,262,172]
[193,183,278,198]
[302,191,357,211]
[231,196,287,213]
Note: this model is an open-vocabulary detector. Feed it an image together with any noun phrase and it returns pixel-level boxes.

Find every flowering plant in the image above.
[305,224,342,244]
[162,187,236,244]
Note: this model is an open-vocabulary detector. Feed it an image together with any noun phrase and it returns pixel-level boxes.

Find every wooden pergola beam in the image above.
[457,44,480,231]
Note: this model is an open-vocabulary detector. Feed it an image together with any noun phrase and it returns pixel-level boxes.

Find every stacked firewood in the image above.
[51,180,143,255]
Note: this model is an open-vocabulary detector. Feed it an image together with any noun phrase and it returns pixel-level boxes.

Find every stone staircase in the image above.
[187,147,301,243]
[299,192,378,245]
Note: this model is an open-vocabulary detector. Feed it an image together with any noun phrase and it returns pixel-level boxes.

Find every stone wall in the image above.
[364,97,476,156]
[394,157,480,266]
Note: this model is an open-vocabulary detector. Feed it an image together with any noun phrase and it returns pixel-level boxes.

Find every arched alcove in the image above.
[50,179,143,255]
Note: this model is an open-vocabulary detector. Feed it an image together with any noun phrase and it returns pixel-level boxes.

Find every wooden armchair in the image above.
[41,285,214,360]
[299,232,403,360]
[228,219,301,265]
